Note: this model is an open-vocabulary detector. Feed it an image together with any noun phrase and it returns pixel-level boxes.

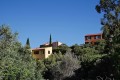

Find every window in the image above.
[94,36,96,39]
[95,35,101,39]
[34,51,39,54]
[40,50,44,54]
[48,51,50,54]
[85,36,91,40]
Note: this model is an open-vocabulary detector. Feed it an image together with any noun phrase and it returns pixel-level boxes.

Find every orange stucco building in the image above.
[85,33,103,45]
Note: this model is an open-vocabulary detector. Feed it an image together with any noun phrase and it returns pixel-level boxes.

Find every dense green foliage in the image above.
[53,44,71,54]
[0,25,43,80]
[96,0,120,54]
[95,0,120,79]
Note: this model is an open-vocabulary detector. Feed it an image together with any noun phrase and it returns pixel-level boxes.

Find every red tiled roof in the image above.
[85,33,102,36]
[32,48,45,51]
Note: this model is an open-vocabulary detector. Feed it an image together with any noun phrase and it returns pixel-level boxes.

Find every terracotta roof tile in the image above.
[32,48,45,51]
[85,33,102,36]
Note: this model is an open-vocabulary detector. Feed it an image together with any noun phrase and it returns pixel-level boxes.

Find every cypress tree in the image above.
[25,38,31,49]
[49,34,52,46]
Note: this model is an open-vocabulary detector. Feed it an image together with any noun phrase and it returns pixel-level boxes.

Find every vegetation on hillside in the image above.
[0,25,43,80]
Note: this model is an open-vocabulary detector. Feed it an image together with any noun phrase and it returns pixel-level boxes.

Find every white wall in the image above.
[44,47,52,58]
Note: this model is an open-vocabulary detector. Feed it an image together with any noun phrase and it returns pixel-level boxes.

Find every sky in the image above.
[0,0,102,48]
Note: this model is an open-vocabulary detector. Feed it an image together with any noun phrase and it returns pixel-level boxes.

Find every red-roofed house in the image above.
[85,33,103,45]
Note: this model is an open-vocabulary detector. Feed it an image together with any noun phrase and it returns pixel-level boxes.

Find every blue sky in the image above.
[0,0,102,48]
